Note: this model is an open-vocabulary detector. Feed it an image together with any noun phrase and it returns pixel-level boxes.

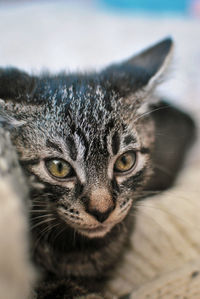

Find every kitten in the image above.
[0,38,195,298]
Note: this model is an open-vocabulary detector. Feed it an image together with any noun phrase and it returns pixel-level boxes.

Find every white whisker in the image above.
[30,217,55,230]
[134,105,170,122]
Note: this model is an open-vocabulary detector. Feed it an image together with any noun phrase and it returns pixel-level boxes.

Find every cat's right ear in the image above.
[0,68,35,101]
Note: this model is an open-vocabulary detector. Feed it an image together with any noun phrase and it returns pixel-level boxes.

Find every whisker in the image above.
[30,217,56,230]
[73,228,77,246]
[134,105,170,122]
[32,201,47,206]
[31,214,53,220]
[35,195,53,198]
[31,222,60,254]
[52,225,67,246]
[31,203,50,208]
[152,164,172,176]
[136,190,161,196]
[30,209,50,213]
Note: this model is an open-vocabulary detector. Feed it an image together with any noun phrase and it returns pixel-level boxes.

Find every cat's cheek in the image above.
[30,162,76,189]
[108,198,133,224]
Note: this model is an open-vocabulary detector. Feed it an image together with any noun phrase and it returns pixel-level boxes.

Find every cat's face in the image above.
[0,38,173,238]
[7,80,154,238]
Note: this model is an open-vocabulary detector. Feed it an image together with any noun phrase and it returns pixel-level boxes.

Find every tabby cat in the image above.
[0,38,195,298]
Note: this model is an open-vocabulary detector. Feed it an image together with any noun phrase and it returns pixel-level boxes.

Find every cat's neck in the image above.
[32,213,134,277]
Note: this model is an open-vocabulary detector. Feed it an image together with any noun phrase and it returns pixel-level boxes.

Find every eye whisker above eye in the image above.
[134,105,170,122]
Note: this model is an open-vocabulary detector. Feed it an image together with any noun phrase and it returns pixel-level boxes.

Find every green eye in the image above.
[114,151,136,173]
[46,159,74,179]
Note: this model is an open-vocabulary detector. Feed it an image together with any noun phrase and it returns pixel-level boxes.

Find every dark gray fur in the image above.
[0,38,195,298]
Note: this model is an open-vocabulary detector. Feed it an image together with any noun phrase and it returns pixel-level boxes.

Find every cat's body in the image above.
[0,38,195,298]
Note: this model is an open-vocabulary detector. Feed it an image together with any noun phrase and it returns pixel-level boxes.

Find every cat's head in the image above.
[0,38,173,238]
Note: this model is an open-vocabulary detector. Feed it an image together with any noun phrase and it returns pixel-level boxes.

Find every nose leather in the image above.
[88,207,114,223]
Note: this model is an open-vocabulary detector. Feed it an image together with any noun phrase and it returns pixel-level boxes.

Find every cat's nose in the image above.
[81,187,115,223]
[88,207,114,223]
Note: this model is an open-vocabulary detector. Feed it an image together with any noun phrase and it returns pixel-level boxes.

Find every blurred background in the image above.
[0,0,199,133]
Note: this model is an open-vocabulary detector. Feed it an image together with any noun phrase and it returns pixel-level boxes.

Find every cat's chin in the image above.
[76,225,113,238]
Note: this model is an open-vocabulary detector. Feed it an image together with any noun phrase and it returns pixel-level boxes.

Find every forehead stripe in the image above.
[112,131,120,155]
[66,136,77,161]
[123,135,137,146]
[46,139,63,154]
[76,127,89,159]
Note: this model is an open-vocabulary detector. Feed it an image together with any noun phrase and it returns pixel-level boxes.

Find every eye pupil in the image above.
[57,162,63,173]
[121,156,128,166]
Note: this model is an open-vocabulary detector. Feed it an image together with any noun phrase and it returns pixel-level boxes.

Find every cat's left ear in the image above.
[0,67,35,100]
[124,38,173,88]
[103,37,173,96]
[0,68,35,128]
[125,37,173,90]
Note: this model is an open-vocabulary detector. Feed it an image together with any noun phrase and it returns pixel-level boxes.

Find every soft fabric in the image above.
[107,160,200,297]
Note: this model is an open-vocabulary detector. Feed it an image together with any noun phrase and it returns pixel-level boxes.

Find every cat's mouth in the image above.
[77,225,112,238]
[58,200,133,238]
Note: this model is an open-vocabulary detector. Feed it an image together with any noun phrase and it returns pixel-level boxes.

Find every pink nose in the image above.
[81,188,115,223]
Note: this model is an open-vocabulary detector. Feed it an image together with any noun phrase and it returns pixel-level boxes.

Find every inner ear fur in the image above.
[0,68,36,101]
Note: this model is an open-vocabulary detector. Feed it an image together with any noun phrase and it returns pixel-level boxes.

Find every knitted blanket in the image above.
[108,160,200,298]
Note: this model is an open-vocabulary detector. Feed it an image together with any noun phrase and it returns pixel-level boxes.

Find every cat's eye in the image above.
[45,159,74,179]
[114,151,136,173]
